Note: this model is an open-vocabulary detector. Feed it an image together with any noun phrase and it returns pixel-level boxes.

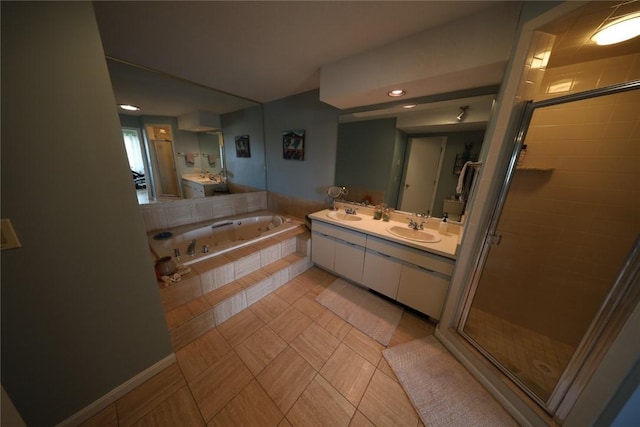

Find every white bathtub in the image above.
[148,211,299,265]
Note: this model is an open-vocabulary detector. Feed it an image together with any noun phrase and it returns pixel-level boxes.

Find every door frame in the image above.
[456,80,640,415]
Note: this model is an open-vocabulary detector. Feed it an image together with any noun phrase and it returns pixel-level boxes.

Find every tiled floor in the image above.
[463,307,575,400]
[81,267,435,426]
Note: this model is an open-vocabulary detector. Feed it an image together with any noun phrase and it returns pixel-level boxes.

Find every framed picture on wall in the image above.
[235,135,251,158]
[283,129,305,160]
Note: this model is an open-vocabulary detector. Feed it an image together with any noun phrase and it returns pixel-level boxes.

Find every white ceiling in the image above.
[93,1,498,113]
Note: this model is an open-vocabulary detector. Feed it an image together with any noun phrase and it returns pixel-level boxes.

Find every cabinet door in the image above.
[311,232,335,271]
[334,241,365,283]
[397,265,449,320]
[362,250,401,299]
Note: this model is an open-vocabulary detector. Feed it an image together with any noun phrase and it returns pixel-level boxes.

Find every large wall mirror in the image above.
[107,58,267,204]
[335,87,497,221]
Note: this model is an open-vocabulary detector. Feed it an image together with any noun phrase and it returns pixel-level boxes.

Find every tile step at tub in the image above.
[164,250,312,350]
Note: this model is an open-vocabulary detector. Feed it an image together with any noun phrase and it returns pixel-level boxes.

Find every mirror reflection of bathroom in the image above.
[107,58,264,204]
[335,91,494,222]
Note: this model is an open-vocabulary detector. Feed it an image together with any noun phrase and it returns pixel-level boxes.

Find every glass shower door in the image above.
[459,83,640,412]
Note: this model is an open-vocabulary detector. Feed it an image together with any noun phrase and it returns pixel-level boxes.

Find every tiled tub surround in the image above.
[159,226,313,350]
[140,191,268,232]
[148,211,301,266]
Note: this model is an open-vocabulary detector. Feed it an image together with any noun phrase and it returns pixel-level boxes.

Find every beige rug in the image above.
[383,336,518,426]
[315,278,403,346]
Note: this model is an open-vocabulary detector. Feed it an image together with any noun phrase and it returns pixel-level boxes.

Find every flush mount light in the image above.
[402,104,417,109]
[118,104,141,111]
[591,12,640,45]
[388,89,406,97]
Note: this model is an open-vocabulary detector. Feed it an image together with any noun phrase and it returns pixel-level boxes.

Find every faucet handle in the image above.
[173,248,181,258]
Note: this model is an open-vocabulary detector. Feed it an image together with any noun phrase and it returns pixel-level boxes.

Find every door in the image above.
[399,137,445,214]
[147,125,181,199]
[458,82,640,414]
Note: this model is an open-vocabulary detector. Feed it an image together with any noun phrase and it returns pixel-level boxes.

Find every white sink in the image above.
[326,211,363,222]
[387,226,441,243]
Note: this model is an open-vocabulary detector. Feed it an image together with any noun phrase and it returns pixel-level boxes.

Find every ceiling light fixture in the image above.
[457,106,469,122]
[388,89,406,97]
[118,104,141,111]
[402,104,417,109]
[591,12,640,45]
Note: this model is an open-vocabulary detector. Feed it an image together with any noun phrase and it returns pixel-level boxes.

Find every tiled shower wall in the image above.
[473,54,639,346]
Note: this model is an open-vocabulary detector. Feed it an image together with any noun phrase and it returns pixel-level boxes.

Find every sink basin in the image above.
[387,226,441,243]
[326,211,363,222]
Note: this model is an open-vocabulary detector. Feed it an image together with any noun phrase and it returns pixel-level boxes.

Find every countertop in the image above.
[308,209,459,259]
[182,174,226,185]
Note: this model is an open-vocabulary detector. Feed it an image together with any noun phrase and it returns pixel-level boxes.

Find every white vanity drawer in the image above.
[366,236,454,276]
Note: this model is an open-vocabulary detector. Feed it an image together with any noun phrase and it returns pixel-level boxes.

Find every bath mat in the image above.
[383,336,518,426]
[315,278,403,346]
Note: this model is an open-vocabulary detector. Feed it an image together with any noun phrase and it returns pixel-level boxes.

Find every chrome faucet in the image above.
[407,214,425,230]
[344,207,357,215]
[187,239,196,256]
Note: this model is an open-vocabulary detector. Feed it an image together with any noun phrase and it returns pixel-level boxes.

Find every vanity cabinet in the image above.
[362,249,401,299]
[183,180,206,199]
[311,221,366,283]
[397,263,449,319]
[311,217,455,320]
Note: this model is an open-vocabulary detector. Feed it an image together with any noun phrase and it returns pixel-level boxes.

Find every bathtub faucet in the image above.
[187,239,196,256]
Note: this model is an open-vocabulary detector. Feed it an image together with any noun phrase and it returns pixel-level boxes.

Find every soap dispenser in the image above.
[439,213,448,234]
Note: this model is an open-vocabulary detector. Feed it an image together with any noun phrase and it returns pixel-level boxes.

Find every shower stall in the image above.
[457,81,640,415]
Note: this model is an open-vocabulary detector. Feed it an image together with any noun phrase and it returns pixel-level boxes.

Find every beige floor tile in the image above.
[257,347,316,414]
[287,375,356,427]
[79,403,118,427]
[169,309,216,351]
[315,309,352,341]
[217,307,265,347]
[235,325,288,375]
[278,418,293,427]
[320,344,375,406]
[292,295,326,320]
[132,386,204,427]
[297,266,334,285]
[209,380,283,427]
[190,351,253,423]
[388,310,435,347]
[275,278,314,304]
[358,370,419,427]
[342,327,384,366]
[250,293,291,323]
[165,305,194,331]
[377,357,399,382]
[269,306,313,343]
[290,322,340,370]
[117,363,186,427]
[176,328,232,381]
[349,410,376,427]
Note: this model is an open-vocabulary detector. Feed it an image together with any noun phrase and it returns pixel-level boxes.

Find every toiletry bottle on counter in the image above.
[439,214,448,234]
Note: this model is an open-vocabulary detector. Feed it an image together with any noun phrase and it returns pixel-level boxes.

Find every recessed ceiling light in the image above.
[118,104,141,111]
[388,89,406,97]
[402,104,417,109]
[592,13,640,45]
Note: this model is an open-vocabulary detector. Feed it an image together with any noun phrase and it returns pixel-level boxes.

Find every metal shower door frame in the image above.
[456,80,640,416]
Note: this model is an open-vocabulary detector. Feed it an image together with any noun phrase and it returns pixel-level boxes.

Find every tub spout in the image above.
[187,239,196,256]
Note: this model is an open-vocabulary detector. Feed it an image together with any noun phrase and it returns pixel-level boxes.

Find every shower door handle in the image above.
[488,233,502,245]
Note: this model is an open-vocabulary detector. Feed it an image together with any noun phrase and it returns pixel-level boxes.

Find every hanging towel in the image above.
[207,154,216,166]
[185,153,195,165]
[456,161,482,195]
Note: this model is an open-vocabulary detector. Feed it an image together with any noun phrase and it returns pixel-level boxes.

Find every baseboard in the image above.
[55,353,176,427]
